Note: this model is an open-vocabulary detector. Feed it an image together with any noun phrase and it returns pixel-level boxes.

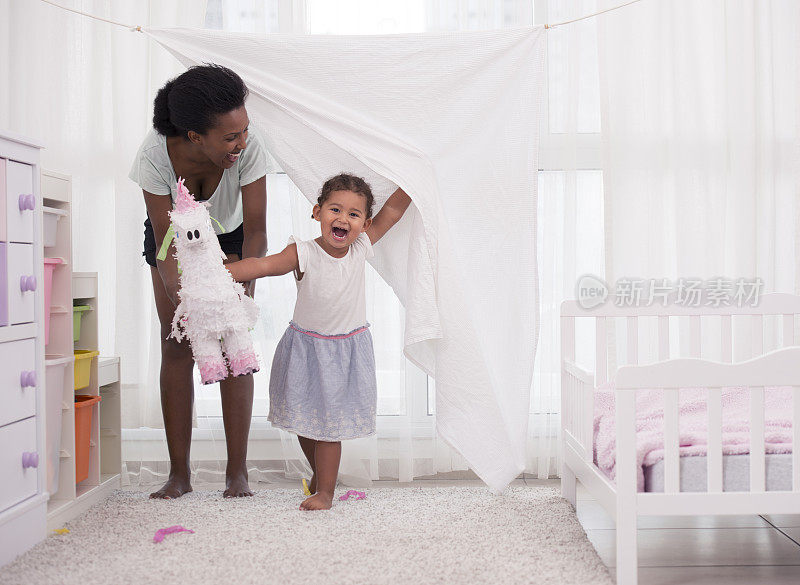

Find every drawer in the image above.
[0,243,6,326]
[7,242,35,324]
[72,272,97,300]
[0,338,37,427]
[6,160,35,244]
[0,417,38,513]
[41,171,70,204]
[0,158,6,242]
[98,356,120,387]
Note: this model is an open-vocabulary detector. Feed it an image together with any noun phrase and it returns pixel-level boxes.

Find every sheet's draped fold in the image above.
[146,26,545,491]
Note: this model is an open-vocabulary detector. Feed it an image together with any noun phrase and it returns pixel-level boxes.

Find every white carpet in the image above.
[0,486,612,585]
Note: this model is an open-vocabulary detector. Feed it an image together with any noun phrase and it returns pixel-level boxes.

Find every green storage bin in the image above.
[72,305,91,342]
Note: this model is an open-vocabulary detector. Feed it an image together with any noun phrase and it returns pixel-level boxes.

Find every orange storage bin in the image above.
[74,394,101,484]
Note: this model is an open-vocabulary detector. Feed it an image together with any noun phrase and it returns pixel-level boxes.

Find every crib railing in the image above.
[561,294,800,585]
[611,347,800,585]
[560,293,800,471]
[614,348,800,495]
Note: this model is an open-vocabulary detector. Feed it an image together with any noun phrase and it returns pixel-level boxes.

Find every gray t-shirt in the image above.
[128,125,279,233]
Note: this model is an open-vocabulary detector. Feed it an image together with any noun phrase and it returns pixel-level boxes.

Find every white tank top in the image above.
[290,233,374,336]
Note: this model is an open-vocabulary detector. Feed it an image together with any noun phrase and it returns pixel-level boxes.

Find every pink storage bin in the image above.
[43,258,62,345]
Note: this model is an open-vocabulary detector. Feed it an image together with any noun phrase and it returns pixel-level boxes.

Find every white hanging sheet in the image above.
[146,26,545,492]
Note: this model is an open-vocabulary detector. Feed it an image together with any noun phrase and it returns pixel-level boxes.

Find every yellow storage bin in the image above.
[74,350,99,390]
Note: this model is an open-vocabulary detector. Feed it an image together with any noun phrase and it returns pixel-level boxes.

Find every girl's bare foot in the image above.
[300,492,333,510]
[224,469,253,498]
[150,474,193,499]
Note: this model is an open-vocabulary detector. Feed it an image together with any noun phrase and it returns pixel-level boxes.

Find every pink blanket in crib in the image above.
[593,383,794,491]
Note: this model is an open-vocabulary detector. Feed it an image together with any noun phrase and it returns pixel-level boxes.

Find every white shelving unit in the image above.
[40,170,121,530]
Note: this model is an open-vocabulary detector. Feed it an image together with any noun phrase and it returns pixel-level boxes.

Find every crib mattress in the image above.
[644,453,793,492]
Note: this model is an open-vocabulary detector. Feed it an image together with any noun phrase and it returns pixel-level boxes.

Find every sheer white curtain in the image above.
[148,0,541,488]
[596,0,799,367]
[124,0,554,489]
[129,0,583,487]
[532,0,605,478]
[540,0,800,482]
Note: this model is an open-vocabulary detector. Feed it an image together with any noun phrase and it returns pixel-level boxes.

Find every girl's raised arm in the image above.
[227,243,299,282]
[366,187,412,245]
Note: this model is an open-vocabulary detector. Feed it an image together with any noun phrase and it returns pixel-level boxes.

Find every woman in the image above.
[129,64,276,498]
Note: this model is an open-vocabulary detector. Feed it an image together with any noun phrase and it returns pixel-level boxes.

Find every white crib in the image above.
[559,293,800,585]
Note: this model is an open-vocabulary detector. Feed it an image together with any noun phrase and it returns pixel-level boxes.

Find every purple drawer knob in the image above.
[22,452,39,469]
[19,275,37,292]
[20,370,36,387]
[18,193,35,211]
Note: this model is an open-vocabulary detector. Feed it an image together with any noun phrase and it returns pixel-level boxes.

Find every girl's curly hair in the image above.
[317,174,375,218]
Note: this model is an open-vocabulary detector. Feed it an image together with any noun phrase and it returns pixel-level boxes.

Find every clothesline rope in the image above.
[39,0,141,31]
[39,0,645,33]
[544,0,645,29]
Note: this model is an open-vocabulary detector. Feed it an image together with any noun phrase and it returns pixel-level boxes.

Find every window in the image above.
[532,0,605,420]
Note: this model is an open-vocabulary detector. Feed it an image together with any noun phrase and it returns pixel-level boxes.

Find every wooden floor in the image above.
[571,479,800,584]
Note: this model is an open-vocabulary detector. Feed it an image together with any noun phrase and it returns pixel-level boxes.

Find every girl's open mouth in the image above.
[226,151,242,163]
[332,227,348,240]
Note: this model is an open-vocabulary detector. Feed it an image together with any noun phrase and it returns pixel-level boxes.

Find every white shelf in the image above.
[98,356,120,386]
[47,474,119,531]
[41,170,121,530]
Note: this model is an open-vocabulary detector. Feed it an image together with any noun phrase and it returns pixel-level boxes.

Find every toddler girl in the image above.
[227,173,411,510]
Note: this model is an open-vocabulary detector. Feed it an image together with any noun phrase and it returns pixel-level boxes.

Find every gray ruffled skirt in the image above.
[268,322,377,441]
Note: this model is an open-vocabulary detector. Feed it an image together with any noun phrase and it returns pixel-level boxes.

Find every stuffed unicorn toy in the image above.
[168,177,260,384]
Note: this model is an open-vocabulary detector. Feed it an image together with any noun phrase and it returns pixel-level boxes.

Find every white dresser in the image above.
[0,130,47,566]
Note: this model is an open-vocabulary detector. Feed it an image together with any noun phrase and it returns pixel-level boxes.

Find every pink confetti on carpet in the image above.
[338,490,366,501]
[153,525,195,543]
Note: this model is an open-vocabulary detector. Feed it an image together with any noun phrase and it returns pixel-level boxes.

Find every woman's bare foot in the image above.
[224,470,253,498]
[150,474,193,499]
[300,491,333,511]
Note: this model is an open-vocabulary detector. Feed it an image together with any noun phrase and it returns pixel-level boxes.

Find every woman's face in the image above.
[189,106,250,169]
